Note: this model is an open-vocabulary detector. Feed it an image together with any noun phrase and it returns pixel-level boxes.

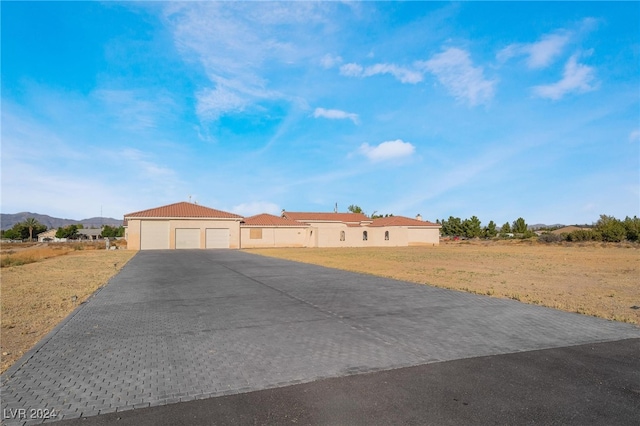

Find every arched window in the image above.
[385,231,389,241]
[340,230,345,241]
[363,231,368,241]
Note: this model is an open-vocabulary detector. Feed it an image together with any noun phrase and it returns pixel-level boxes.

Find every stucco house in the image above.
[123,202,441,250]
[77,228,103,240]
[37,229,58,242]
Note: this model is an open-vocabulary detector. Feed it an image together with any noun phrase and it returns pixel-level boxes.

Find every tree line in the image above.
[437,216,535,239]
[1,218,124,241]
[438,214,640,243]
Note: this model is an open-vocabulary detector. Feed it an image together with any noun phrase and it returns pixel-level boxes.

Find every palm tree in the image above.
[24,217,39,241]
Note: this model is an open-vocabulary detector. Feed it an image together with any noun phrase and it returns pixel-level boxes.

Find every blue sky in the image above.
[2,2,639,226]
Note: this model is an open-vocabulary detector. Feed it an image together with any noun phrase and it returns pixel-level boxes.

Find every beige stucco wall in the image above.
[407,227,440,246]
[125,220,141,250]
[305,223,439,248]
[125,218,241,250]
[240,227,307,248]
[311,224,405,247]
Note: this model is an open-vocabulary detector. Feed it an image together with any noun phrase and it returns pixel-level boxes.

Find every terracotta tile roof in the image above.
[370,216,440,227]
[124,202,242,219]
[242,213,308,227]
[283,212,371,223]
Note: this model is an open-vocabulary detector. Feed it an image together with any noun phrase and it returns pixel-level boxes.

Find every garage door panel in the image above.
[140,221,170,250]
[176,228,200,249]
[206,228,229,249]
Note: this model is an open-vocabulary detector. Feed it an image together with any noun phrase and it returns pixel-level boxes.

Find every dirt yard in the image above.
[1,247,136,373]
[245,240,640,325]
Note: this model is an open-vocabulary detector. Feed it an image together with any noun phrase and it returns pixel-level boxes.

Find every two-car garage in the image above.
[125,202,242,250]
[175,228,230,249]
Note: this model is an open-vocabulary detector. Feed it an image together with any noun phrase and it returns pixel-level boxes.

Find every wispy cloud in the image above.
[340,62,423,84]
[196,86,248,121]
[163,2,334,123]
[120,148,177,181]
[313,107,359,124]
[533,54,597,100]
[497,32,571,69]
[630,129,640,143]
[359,139,416,162]
[93,89,175,131]
[418,48,496,106]
[321,54,343,69]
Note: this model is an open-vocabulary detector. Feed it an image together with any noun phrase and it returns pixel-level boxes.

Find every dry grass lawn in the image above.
[245,240,640,325]
[1,247,136,373]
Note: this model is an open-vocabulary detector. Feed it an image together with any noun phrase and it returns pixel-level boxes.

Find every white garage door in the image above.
[206,228,229,249]
[175,228,200,249]
[140,221,170,250]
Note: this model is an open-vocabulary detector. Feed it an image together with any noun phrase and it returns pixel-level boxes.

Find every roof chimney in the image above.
[416,214,423,221]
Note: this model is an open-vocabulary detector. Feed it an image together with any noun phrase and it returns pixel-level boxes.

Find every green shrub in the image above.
[567,229,601,242]
[538,233,564,243]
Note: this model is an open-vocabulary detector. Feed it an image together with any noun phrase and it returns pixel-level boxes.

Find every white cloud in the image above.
[630,129,640,143]
[498,32,570,69]
[196,86,248,121]
[362,63,423,84]
[232,201,281,217]
[340,62,422,84]
[418,48,496,106]
[533,54,596,100]
[321,54,343,69]
[359,139,416,162]
[339,63,364,77]
[313,107,359,124]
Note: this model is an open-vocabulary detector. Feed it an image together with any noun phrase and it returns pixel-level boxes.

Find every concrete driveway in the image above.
[2,250,639,425]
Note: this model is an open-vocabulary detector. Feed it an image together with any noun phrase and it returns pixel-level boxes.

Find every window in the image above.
[363,231,368,241]
[385,231,389,241]
[250,228,263,239]
[340,230,345,241]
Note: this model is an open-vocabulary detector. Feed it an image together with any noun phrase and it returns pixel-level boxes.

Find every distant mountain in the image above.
[0,212,123,231]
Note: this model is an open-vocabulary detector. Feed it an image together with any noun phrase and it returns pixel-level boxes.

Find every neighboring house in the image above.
[77,229,102,240]
[124,202,243,250]
[124,202,441,250]
[37,229,58,242]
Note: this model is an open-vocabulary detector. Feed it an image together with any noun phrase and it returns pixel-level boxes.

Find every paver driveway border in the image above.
[2,250,639,424]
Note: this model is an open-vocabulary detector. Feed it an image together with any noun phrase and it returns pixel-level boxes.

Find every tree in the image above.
[462,216,482,238]
[484,220,498,238]
[1,220,46,241]
[512,217,528,234]
[23,217,41,241]
[441,216,463,237]
[102,225,125,238]
[500,222,512,235]
[347,205,363,214]
[56,225,78,239]
[623,216,640,242]
[594,214,625,242]
[1,228,20,240]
